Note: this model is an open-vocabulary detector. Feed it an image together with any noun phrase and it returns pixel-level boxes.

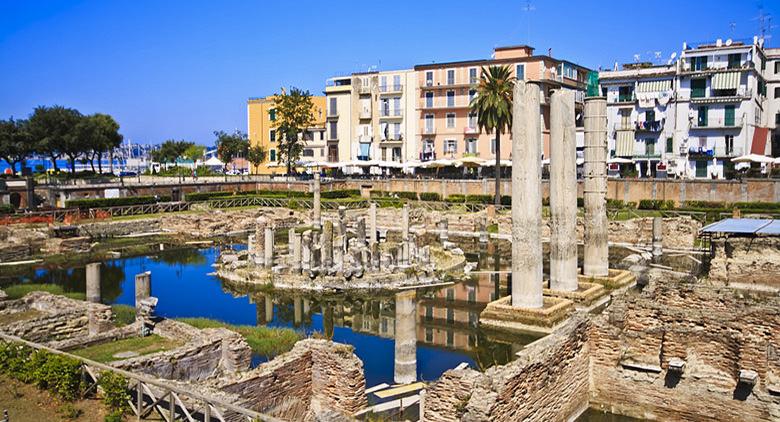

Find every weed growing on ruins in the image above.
[110,304,136,327]
[72,335,181,363]
[57,402,82,419]
[4,284,85,301]
[176,318,302,358]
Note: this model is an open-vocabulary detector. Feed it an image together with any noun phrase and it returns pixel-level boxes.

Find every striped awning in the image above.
[615,131,634,157]
[637,79,672,93]
[712,72,740,90]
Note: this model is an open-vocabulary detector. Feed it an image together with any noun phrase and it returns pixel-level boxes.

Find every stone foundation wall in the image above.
[423,316,590,422]
[708,237,780,289]
[589,270,780,421]
[77,218,162,238]
[114,320,251,382]
[215,339,366,421]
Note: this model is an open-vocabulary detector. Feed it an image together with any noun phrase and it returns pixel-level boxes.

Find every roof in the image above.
[414,55,590,72]
[700,218,780,236]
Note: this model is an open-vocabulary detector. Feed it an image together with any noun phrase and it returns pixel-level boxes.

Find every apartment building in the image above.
[600,37,771,179]
[414,45,590,162]
[246,95,326,174]
[324,69,418,163]
[766,48,780,156]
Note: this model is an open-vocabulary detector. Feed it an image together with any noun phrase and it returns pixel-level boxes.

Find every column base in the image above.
[578,268,636,290]
[544,281,606,308]
[479,296,574,334]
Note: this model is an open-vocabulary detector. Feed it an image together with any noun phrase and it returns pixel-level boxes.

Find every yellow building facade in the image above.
[247,95,327,174]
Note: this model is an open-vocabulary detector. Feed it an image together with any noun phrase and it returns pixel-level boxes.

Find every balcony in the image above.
[420,102,470,110]
[635,120,663,132]
[379,84,404,94]
[609,94,636,104]
[358,85,372,95]
[421,80,477,90]
[382,134,403,143]
[690,118,742,130]
[380,108,403,119]
[633,152,662,159]
[681,61,754,75]
[613,123,634,131]
[423,126,435,135]
[357,135,372,144]
[327,111,339,119]
[359,108,372,119]
[464,126,479,135]
[689,88,751,104]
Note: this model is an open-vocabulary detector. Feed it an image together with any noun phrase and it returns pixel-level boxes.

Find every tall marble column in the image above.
[264,226,274,268]
[254,217,267,266]
[85,262,101,303]
[549,89,578,292]
[134,271,152,310]
[291,231,302,273]
[322,220,334,269]
[394,290,417,385]
[313,173,321,230]
[369,202,378,245]
[652,217,664,258]
[583,97,610,276]
[511,81,544,308]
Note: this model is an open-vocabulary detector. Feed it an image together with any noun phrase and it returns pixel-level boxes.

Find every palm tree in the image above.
[470,65,515,206]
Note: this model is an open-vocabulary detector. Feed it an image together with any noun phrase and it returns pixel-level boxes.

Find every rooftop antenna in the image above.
[522,1,535,46]
[754,5,775,44]
[633,53,641,63]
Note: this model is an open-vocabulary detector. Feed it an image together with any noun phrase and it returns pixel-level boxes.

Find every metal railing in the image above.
[0,332,279,422]
[379,85,403,93]
[87,202,191,219]
[380,108,403,117]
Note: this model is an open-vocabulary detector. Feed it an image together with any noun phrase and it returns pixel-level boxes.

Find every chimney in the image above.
[548,48,552,57]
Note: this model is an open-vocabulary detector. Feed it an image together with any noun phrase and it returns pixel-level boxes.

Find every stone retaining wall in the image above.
[708,237,780,288]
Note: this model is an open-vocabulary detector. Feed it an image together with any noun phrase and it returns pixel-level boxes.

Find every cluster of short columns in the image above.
[583,97,610,276]
[511,81,544,308]
[549,90,579,292]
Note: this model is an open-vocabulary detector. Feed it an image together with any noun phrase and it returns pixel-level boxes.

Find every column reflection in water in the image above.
[394,290,418,385]
[323,302,334,340]
[293,296,302,327]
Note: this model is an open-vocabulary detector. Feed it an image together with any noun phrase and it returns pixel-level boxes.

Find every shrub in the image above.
[732,201,780,211]
[321,189,360,199]
[419,192,441,202]
[98,371,130,414]
[65,195,170,209]
[184,191,233,201]
[394,191,419,201]
[681,200,726,209]
[0,204,14,214]
[465,194,493,204]
[638,199,675,210]
[445,194,466,203]
[606,199,625,209]
[500,195,512,206]
[111,305,136,327]
[28,350,83,401]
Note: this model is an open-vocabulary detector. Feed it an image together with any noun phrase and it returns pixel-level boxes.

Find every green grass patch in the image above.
[0,309,44,325]
[175,317,302,359]
[3,284,84,301]
[111,305,136,327]
[71,335,181,363]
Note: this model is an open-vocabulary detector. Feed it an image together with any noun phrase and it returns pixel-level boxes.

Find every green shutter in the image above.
[666,138,673,153]
[696,161,707,178]
[724,106,735,126]
[698,106,708,127]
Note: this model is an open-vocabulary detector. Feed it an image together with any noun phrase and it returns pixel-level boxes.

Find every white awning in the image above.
[637,79,672,93]
[712,72,740,90]
[615,131,634,157]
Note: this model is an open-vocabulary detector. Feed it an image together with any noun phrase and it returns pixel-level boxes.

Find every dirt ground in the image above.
[0,375,109,422]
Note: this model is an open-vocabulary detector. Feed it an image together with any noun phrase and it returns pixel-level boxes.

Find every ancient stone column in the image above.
[264,226,274,268]
[333,235,344,270]
[85,262,101,303]
[134,271,152,310]
[371,242,380,269]
[369,202,378,245]
[288,228,295,256]
[322,220,334,269]
[511,81,544,308]
[291,231,302,273]
[338,206,347,236]
[549,89,578,292]
[312,173,321,230]
[394,290,417,385]
[439,218,449,243]
[652,217,663,258]
[583,97,610,277]
[302,231,312,272]
[356,218,367,247]
[402,204,410,242]
[254,217,267,266]
[478,216,489,244]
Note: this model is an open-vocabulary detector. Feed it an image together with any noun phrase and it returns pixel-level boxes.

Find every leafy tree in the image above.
[151,140,193,165]
[27,105,82,172]
[470,65,515,206]
[77,113,123,173]
[274,87,315,175]
[214,130,248,165]
[182,144,206,161]
[247,145,267,173]
[0,118,34,175]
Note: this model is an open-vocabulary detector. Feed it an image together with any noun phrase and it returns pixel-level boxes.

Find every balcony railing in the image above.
[380,108,403,117]
[687,146,743,158]
[635,120,663,132]
[379,84,403,93]
[613,122,634,131]
[690,118,741,129]
[359,108,372,119]
[424,126,435,134]
[327,110,339,118]
[464,126,479,135]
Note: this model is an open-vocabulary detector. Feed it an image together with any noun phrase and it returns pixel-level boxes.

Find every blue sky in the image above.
[1,0,777,146]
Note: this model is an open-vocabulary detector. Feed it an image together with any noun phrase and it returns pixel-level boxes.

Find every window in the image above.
[425,328,433,342]
[775,87,780,99]
[469,67,478,84]
[329,121,337,140]
[468,89,477,102]
[618,86,634,102]
[467,287,476,303]
[691,56,708,71]
[446,330,454,346]
[447,69,455,85]
[393,123,401,139]
[695,160,707,178]
[446,288,454,301]
[446,90,455,107]
[393,97,401,115]
[393,75,401,91]
[725,135,734,155]
[392,147,401,161]
[446,113,455,128]
[268,109,276,121]
[329,98,337,116]
[724,105,735,127]
[558,62,576,79]
[425,114,434,133]
[468,112,477,128]
[516,63,525,80]
[380,76,387,91]
[666,137,673,153]
[697,106,708,127]
[646,110,655,123]
[425,304,433,320]
[645,139,656,156]
[380,98,389,116]
[426,71,433,86]
[444,139,457,155]
[727,53,741,69]
[491,138,497,154]
[691,79,706,98]
[775,61,780,74]
[303,148,314,157]
[269,149,276,162]
[465,138,477,154]
[269,129,276,142]
[425,92,434,108]
[446,308,454,323]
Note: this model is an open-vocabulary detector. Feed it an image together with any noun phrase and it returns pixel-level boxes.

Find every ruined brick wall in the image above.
[423,316,591,422]
[708,237,780,289]
[590,270,780,421]
[0,293,112,343]
[215,339,366,421]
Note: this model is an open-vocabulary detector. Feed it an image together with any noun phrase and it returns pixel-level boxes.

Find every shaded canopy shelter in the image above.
[701,218,780,236]
[732,154,775,164]
[204,156,224,169]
